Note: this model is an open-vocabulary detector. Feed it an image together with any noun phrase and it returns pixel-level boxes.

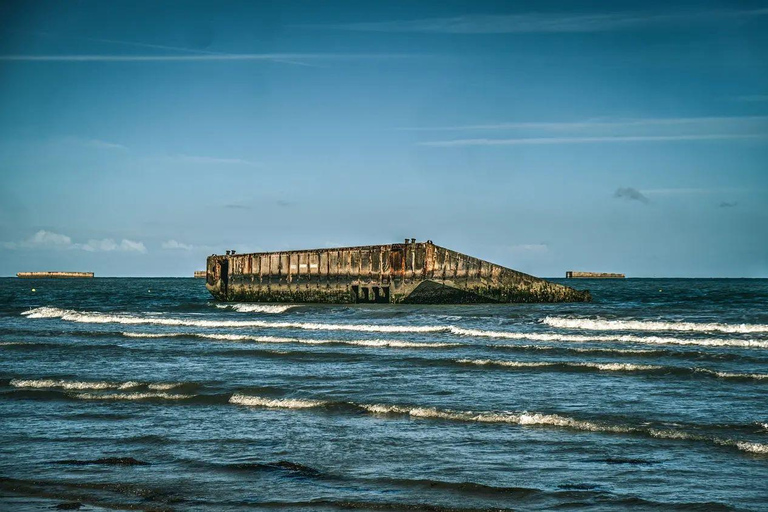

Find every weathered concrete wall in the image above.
[207,241,590,304]
[17,272,94,278]
[566,271,625,279]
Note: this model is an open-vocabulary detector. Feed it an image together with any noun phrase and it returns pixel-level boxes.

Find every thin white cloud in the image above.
[2,230,146,253]
[301,9,768,34]
[403,116,768,132]
[511,243,548,253]
[3,230,72,249]
[79,238,147,253]
[80,138,128,150]
[171,154,259,166]
[419,133,768,147]
[0,53,408,62]
[162,240,194,251]
[733,95,768,103]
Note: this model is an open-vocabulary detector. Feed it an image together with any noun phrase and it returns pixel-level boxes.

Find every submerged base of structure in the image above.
[206,241,590,304]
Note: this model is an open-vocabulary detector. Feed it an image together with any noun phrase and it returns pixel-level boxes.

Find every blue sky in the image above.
[1,0,767,277]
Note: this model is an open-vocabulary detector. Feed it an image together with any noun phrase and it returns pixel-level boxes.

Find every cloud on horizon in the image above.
[719,201,738,208]
[297,8,768,34]
[162,239,194,251]
[3,230,147,253]
[614,187,650,204]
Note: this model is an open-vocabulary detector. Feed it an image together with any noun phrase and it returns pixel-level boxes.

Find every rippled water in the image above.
[1,278,767,511]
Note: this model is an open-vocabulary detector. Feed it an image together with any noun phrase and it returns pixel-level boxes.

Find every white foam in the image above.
[453,328,768,349]
[456,359,661,372]
[10,378,142,391]
[0,341,28,346]
[24,307,445,333]
[124,331,458,349]
[75,392,193,400]
[121,332,179,338]
[693,368,768,380]
[215,303,297,314]
[147,382,184,390]
[25,307,768,349]
[229,393,325,409]
[10,378,187,391]
[543,316,768,334]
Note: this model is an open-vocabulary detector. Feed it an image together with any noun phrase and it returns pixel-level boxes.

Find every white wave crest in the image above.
[693,368,768,380]
[543,316,768,334]
[229,393,325,409]
[121,332,181,338]
[75,392,193,400]
[453,327,768,349]
[125,331,458,349]
[10,378,142,391]
[215,303,297,314]
[10,378,188,391]
[23,307,445,333]
[456,359,661,372]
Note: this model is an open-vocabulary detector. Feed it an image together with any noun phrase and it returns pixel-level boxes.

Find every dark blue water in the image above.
[1,278,767,511]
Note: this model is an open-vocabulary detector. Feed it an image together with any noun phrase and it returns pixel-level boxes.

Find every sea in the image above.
[1,277,767,511]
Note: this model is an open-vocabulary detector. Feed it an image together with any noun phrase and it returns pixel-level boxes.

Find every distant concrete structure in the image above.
[194,271,207,278]
[206,240,591,304]
[17,272,94,278]
[566,271,625,279]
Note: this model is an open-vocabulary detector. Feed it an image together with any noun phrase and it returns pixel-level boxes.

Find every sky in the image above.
[0,0,767,277]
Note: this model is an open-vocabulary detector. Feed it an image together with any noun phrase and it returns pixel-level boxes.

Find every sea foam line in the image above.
[23,307,443,333]
[23,307,768,349]
[9,378,186,391]
[215,303,297,314]
[122,331,459,349]
[229,393,768,455]
[456,359,663,372]
[74,392,193,401]
[543,316,768,334]
[455,359,768,380]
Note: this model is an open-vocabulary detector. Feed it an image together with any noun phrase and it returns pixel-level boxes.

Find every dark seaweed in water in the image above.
[1,277,768,511]
[54,457,149,466]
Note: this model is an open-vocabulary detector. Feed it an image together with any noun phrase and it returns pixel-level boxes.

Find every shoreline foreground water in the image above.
[1,277,767,510]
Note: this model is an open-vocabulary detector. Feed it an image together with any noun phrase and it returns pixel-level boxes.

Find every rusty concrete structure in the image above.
[566,271,625,279]
[17,271,94,278]
[206,240,590,304]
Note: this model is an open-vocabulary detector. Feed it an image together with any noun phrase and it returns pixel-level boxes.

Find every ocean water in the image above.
[1,277,767,511]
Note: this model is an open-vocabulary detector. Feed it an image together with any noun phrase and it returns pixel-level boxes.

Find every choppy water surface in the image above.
[1,278,767,511]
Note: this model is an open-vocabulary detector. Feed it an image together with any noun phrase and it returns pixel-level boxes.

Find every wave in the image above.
[122,331,459,349]
[455,359,768,381]
[215,303,298,314]
[74,392,194,400]
[10,378,142,391]
[9,378,190,392]
[456,359,662,372]
[229,393,326,409]
[452,328,768,349]
[543,316,768,334]
[23,307,768,349]
[228,394,768,454]
[24,307,445,333]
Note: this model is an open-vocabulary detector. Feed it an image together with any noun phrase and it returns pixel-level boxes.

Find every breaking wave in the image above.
[25,307,768,349]
[10,378,142,391]
[229,393,325,409]
[74,392,193,400]
[455,359,768,381]
[543,316,768,334]
[456,359,662,372]
[9,378,189,391]
[124,331,459,349]
[24,307,445,333]
[215,303,298,314]
[229,394,768,454]
[451,328,768,349]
